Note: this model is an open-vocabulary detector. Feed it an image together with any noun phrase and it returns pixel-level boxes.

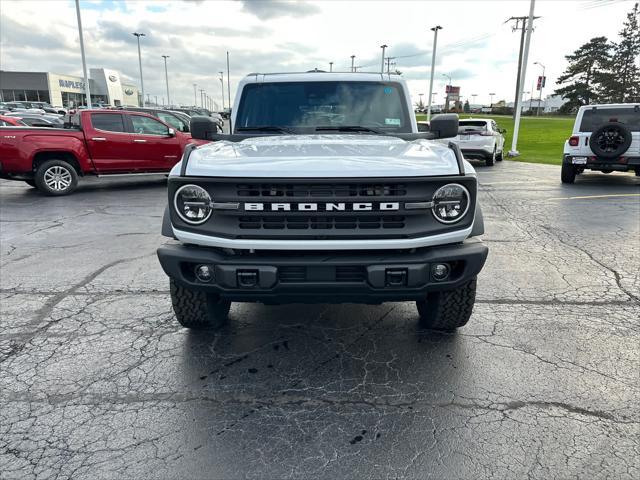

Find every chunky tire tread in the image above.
[416,278,477,331]
[561,163,576,184]
[170,278,230,330]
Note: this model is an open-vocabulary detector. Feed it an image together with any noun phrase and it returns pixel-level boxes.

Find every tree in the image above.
[599,3,640,102]
[554,36,612,112]
[463,100,471,113]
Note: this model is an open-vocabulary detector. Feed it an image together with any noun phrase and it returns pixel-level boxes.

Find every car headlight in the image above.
[174,184,212,224]
[431,183,470,224]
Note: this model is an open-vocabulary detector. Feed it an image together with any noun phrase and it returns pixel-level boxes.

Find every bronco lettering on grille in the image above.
[243,202,401,211]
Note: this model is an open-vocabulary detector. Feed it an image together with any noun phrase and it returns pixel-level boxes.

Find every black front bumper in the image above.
[461,149,492,160]
[157,240,488,304]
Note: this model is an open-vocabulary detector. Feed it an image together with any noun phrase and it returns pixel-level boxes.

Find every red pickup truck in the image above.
[0,109,202,195]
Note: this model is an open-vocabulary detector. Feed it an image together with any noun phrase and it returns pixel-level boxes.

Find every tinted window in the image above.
[91,113,125,132]
[131,115,170,135]
[459,121,488,133]
[156,111,188,132]
[579,107,640,132]
[235,81,411,132]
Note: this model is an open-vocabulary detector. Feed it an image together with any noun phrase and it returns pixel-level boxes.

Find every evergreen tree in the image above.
[600,2,640,102]
[463,100,470,113]
[555,36,612,112]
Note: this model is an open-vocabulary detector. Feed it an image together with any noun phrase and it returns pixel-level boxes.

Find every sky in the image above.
[0,0,635,108]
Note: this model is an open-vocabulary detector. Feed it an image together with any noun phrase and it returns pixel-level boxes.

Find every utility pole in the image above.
[534,61,545,116]
[350,55,355,72]
[509,0,536,156]
[507,14,539,119]
[199,89,204,108]
[329,61,333,72]
[193,83,197,106]
[74,0,92,108]
[427,25,442,121]
[380,44,387,74]
[219,72,225,110]
[155,95,158,106]
[162,55,170,106]
[132,32,146,107]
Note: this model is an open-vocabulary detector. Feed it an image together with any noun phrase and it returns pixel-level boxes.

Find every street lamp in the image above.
[74,0,92,108]
[161,55,170,106]
[199,89,205,108]
[132,32,146,107]
[380,44,387,74]
[533,61,545,116]
[219,72,225,110]
[418,93,424,110]
[489,92,495,107]
[329,61,333,72]
[350,55,355,72]
[426,25,442,121]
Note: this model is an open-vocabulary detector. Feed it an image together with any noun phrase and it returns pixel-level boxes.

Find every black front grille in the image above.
[239,216,406,230]
[237,183,407,198]
[279,265,367,283]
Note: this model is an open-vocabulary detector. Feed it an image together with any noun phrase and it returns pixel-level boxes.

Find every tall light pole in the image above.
[74,0,92,108]
[193,83,197,106]
[155,95,158,106]
[218,72,225,110]
[489,92,495,107]
[329,61,333,72]
[132,32,145,107]
[534,61,545,116]
[426,25,442,121]
[510,0,536,157]
[199,89,204,108]
[350,55,355,72]
[380,44,387,74]
[418,93,424,109]
[162,55,170,106]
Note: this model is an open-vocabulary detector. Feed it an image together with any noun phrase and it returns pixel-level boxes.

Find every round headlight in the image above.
[431,183,470,224]
[174,184,212,224]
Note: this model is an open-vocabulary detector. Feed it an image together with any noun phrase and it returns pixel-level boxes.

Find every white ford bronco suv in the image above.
[562,103,640,183]
[157,72,488,331]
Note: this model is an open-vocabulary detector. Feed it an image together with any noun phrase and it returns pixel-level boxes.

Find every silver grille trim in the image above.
[172,225,473,250]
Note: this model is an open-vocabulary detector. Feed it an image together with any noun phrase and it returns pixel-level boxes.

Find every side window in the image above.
[156,111,187,132]
[0,120,7,126]
[131,115,170,135]
[91,113,126,133]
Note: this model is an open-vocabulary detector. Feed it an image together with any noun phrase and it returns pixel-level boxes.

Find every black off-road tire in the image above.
[24,180,36,188]
[34,159,78,196]
[561,163,577,184]
[416,278,477,331]
[170,278,231,330]
[486,149,495,166]
[589,122,632,159]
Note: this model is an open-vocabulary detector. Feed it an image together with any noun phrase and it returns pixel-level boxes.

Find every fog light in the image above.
[195,264,214,282]
[432,263,450,281]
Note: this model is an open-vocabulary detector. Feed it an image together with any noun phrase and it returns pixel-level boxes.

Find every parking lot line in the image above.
[547,193,640,201]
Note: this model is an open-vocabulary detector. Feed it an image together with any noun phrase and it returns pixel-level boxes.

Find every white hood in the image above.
[176,134,475,178]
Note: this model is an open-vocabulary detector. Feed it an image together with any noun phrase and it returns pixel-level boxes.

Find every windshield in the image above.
[235,81,411,133]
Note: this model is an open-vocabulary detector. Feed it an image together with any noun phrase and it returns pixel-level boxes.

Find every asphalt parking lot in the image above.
[1,161,638,479]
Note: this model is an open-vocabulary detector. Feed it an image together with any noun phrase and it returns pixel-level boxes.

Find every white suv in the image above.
[562,103,640,183]
[440,118,506,166]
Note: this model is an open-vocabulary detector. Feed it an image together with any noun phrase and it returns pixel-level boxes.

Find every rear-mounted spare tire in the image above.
[589,122,632,159]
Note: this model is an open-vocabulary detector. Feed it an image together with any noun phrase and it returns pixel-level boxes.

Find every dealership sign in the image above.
[58,79,85,90]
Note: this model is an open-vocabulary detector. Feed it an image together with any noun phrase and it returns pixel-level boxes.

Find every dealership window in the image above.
[0,90,50,103]
[91,113,126,132]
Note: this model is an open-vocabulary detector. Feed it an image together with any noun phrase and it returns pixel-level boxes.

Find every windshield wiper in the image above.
[236,126,295,134]
[314,125,382,134]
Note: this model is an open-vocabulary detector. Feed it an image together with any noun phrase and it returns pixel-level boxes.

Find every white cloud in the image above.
[0,0,634,107]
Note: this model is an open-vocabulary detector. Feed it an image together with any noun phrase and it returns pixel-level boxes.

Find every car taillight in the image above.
[568,136,579,147]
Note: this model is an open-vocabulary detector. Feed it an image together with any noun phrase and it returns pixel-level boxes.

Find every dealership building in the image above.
[0,68,140,108]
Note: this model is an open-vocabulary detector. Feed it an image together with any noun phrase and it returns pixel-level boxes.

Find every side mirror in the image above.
[167,127,176,137]
[429,113,459,139]
[190,116,219,140]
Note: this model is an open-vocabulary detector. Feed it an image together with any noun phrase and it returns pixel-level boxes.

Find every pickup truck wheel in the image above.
[34,160,78,196]
[416,278,477,331]
[486,149,495,166]
[170,278,230,330]
[561,163,576,184]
